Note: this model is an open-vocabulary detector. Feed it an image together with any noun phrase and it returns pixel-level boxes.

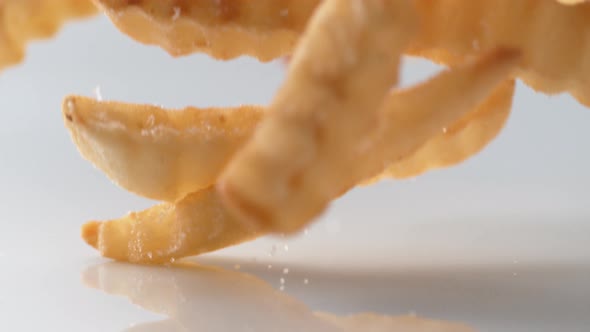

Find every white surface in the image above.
[0,16,589,332]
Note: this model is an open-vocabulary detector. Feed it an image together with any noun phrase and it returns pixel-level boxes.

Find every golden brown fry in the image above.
[220,46,518,234]
[81,187,261,264]
[0,0,97,71]
[63,80,513,204]
[62,96,263,202]
[92,0,319,61]
[93,0,590,108]
[374,79,515,181]
[409,0,590,105]
[81,49,519,263]
[218,0,417,233]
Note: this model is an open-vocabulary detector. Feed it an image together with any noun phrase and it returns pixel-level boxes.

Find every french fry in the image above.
[218,0,418,233]
[81,187,261,264]
[409,0,590,105]
[81,49,519,263]
[62,96,263,202]
[92,0,319,61]
[63,80,512,203]
[64,79,514,205]
[372,79,515,181]
[0,0,97,71]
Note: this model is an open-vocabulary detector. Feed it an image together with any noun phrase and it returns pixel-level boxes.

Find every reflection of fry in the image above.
[92,0,319,61]
[80,49,518,264]
[0,0,97,71]
[83,262,474,332]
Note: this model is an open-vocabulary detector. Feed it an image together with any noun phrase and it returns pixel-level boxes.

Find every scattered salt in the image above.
[94,86,102,101]
[303,278,309,285]
[283,244,289,252]
[280,278,285,284]
[268,264,273,269]
[172,7,181,20]
[283,268,289,275]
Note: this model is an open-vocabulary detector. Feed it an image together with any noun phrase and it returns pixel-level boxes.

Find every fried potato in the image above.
[92,0,590,108]
[373,79,515,181]
[62,96,263,202]
[409,0,590,105]
[63,81,512,203]
[0,0,97,71]
[80,49,519,263]
[63,79,514,205]
[218,0,417,233]
[92,0,319,61]
[220,47,518,234]
[81,187,261,264]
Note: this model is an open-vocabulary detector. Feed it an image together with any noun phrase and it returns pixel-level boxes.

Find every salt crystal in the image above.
[172,7,181,20]
[94,86,102,101]
[283,268,289,274]
[303,278,309,285]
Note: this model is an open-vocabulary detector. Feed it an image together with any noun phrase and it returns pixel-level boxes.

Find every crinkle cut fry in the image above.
[64,79,513,203]
[369,79,515,182]
[93,0,590,107]
[92,0,319,61]
[0,0,97,71]
[408,0,590,105]
[218,0,418,233]
[62,96,264,202]
[80,48,519,264]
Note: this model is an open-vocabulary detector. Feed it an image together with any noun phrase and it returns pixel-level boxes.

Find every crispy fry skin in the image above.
[92,0,319,61]
[218,0,418,233]
[372,79,515,181]
[64,81,513,202]
[409,0,590,105]
[95,0,590,105]
[0,0,97,71]
[219,48,518,234]
[80,49,519,263]
[81,187,262,264]
[62,96,263,202]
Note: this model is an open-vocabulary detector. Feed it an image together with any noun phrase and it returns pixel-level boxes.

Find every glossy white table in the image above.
[0,16,588,332]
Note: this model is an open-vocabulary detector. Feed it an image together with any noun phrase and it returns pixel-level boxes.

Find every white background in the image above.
[0,14,589,332]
